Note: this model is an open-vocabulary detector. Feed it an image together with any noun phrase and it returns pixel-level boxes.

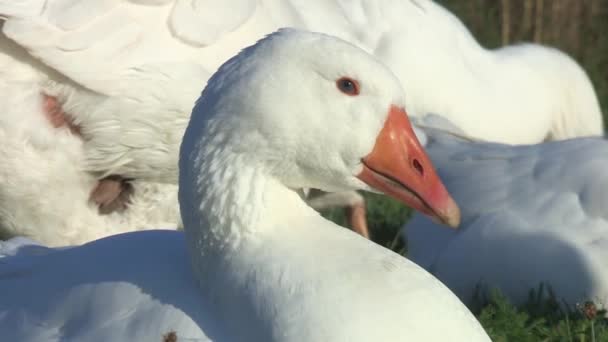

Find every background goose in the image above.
[0,53,180,246]
[405,115,608,306]
[0,0,600,189]
[0,29,490,341]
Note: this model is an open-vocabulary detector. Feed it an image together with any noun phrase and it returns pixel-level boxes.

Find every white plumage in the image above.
[0,29,489,341]
[0,231,213,340]
[0,49,180,246]
[406,116,608,306]
[0,0,601,183]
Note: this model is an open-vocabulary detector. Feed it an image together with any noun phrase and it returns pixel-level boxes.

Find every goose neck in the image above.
[180,142,315,259]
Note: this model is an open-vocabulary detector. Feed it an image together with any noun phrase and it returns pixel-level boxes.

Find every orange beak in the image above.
[357,106,460,228]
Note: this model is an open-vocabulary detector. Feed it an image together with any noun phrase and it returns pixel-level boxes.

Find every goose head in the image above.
[181,28,460,229]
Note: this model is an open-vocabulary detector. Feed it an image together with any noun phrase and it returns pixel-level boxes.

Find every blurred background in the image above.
[323,0,608,250]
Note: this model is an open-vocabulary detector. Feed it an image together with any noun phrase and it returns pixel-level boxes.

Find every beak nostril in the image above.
[412,159,424,177]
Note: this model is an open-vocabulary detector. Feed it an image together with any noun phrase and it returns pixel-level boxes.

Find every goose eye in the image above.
[336,77,360,96]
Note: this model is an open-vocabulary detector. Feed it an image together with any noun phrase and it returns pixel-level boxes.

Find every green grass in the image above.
[476,286,608,341]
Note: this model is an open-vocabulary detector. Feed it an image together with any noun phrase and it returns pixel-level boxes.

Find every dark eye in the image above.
[336,77,360,96]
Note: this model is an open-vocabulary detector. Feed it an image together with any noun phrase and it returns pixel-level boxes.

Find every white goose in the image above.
[0,0,600,189]
[0,33,367,242]
[0,51,181,246]
[0,89,181,246]
[405,115,608,306]
[0,29,490,341]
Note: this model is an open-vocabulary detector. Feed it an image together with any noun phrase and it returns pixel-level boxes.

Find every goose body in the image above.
[0,0,601,184]
[0,52,180,246]
[405,117,608,306]
[0,231,214,341]
[0,29,489,341]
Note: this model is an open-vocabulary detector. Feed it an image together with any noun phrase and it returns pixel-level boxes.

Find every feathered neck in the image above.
[179,120,317,269]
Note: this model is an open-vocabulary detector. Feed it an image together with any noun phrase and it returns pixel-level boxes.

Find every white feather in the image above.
[0,54,180,246]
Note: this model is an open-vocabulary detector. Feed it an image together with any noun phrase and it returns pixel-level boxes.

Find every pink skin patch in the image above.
[42,94,81,135]
[41,93,133,214]
[89,175,134,215]
[345,202,370,238]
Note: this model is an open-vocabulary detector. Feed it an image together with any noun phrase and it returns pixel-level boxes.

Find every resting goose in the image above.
[405,115,608,306]
[0,60,180,246]
[0,0,600,189]
[0,29,490,341]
